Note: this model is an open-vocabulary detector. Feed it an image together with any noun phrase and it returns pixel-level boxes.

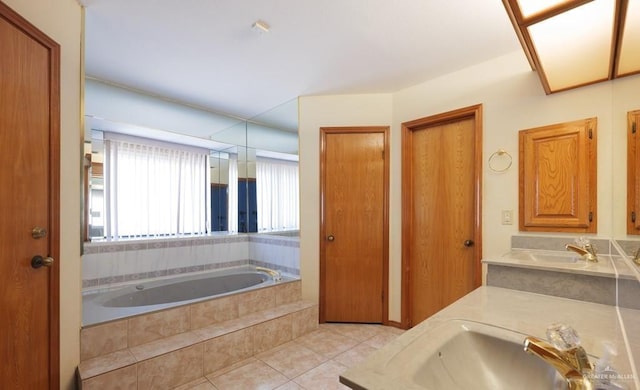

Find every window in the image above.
[103,133,211,239]
[256,157,299,232]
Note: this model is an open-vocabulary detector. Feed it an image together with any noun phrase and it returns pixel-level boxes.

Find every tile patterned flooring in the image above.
[174,323,404,390]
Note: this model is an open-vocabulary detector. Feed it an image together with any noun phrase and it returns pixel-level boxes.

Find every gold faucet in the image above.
[565,243,598,262]
[256,266,282,281]
[633,247,640,266]
[524,336,594,390]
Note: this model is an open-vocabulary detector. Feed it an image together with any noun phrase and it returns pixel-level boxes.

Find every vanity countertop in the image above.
[482,249,637,279]
[340,286,640,390]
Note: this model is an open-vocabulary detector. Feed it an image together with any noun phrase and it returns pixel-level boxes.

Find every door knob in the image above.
[327,235,335,242]
[31,255,54,269]
[464,239,474,247]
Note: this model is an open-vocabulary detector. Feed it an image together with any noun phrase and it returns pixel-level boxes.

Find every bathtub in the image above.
[82,265,289,326]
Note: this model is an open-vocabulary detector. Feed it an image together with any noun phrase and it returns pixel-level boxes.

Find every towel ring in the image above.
[488,149,512,173]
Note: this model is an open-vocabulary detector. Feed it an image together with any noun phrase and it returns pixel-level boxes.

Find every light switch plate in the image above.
[502,209,513,225]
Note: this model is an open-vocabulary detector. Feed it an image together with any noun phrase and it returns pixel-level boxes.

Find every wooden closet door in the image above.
[320,127,389,323]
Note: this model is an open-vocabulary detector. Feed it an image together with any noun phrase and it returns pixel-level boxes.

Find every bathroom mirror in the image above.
[613,75,640,241]
[246,100,299,234]
[82,83,299,240]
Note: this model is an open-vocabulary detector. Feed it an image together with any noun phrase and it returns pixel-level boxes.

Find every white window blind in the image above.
[104,133,211,239]
[255,157,299,232]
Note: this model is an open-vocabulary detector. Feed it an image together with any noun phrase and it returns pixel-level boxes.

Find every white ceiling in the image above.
[82,0,523,124]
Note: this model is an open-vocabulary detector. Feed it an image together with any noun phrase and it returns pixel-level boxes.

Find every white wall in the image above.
[299,51,640,323]
[3,0,82,388]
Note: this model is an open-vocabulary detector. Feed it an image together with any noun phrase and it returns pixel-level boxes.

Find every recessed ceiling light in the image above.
[252,20,270,33]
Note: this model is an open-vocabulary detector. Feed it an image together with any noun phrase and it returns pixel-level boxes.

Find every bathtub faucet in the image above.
[256,266,282,282]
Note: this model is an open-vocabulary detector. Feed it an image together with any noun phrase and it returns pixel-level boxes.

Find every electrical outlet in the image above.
[501,209,513,225]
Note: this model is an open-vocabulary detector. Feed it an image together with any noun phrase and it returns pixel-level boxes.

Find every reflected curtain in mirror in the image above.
[104,132,211,239]
[256,157,299,232]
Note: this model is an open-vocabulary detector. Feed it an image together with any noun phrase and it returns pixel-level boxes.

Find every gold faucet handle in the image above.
[633,247,640,265]
[583,243,598,262]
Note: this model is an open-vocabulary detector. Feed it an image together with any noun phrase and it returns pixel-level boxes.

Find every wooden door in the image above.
[0,2,60,388]
[402,105,482,328]
[320,127,388,323]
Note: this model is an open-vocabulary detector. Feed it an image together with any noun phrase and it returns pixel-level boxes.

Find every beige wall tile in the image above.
[253,315,293,354]
[274,281,302,305]
[128,306,190,347]
[191,295,239,330]
[81,364,137,390]
[203,328,254,374]
[78,350,137,380]
[80,320,128,361]
[292,305,319,339]
[137,344,203,390]
[130,332,202,362]
[237,287,276,316]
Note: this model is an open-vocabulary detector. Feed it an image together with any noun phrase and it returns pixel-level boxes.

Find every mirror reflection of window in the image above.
[256,155,299,232]
[85,129,300,240]
[83,96,299,241]
[101,132,211,239]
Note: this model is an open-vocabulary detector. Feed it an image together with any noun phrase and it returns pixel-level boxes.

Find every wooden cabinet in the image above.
[627,110,640,235]
[519,118,597,233]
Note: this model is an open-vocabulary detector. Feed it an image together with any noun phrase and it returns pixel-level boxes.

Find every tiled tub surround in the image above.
[83,233,300,289]
[249,233,300,275]
[484,235,639,308]
[82,266,293,325]
[78,279,321,389]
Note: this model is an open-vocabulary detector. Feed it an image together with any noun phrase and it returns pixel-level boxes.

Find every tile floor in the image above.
[175,323,405,390]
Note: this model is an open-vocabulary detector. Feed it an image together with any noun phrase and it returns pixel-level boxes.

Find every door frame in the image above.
[400,104,483,329]
[319,126,390,324]
[0,2,61,386]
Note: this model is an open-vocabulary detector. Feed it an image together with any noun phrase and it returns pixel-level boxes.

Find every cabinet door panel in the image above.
[519,118,597,233]
[627,110,640,234]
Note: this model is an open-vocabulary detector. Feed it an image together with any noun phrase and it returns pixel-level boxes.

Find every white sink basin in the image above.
[503,250,585,265]
[381,320,566,389]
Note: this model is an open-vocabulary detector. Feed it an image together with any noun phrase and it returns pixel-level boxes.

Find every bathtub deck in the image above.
[78,280,318,389]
